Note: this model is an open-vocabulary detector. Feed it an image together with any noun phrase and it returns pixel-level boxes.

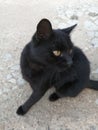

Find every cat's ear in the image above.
[36,19,53,40]
[62,24,77,35]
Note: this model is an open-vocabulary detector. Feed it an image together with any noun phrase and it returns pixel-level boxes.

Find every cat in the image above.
[17,18,98,115]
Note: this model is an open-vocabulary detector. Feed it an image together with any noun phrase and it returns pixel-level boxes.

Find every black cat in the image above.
[17,19,98,115]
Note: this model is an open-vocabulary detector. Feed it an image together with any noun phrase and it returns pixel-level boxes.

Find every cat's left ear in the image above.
[36,19,53,40]
[62,24,77,35]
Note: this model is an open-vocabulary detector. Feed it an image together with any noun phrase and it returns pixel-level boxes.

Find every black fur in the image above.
[17,19,98,115]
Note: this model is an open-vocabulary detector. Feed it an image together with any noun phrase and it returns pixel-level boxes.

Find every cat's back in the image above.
[21,42,31,58]
[20,42,32,70]
[73,46,89,64]
[73,46,90,80]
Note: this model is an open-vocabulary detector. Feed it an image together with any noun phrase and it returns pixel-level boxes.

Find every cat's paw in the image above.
[16,106,26,116]
[49,93,59,102]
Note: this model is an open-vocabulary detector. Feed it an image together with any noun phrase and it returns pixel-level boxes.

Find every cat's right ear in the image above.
[62,24,77,35]
[36,19,53,40]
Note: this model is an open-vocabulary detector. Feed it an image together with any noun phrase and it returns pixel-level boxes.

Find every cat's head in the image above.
[33,19,77,72]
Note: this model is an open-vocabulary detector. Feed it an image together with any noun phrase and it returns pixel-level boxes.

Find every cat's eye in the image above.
[53,50,61,56]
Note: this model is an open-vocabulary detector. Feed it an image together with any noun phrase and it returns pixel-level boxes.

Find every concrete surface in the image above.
[0,0,98,130]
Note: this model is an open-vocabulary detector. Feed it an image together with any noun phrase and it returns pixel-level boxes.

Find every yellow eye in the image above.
[53,50,61,56]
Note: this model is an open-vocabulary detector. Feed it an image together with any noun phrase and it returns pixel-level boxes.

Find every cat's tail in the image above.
[87,80,98,90]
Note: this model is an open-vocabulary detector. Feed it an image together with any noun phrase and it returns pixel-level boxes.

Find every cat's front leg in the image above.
[17,89,47,115]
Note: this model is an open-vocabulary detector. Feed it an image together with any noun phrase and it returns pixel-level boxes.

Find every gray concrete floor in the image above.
[0,0,98,129]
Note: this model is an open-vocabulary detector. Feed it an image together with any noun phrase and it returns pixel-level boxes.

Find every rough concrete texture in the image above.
[0,0,98,130]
